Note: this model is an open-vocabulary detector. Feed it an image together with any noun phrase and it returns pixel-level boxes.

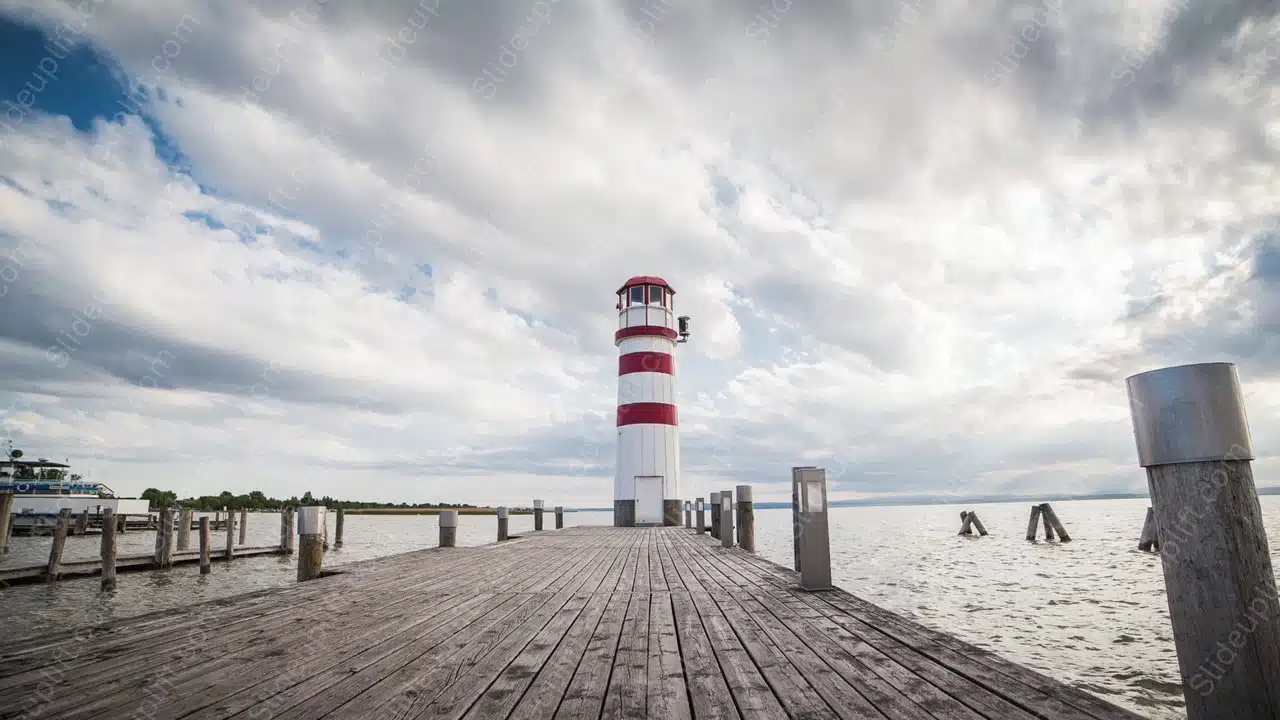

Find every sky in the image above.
[0,0,1276,507]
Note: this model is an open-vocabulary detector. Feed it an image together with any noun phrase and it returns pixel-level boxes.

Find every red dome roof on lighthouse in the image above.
[617,276,675,295]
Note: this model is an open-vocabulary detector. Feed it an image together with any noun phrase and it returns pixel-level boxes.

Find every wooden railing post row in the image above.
[1127,361,1280,719]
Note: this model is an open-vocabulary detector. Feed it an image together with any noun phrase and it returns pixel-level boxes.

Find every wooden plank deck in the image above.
[0,526,1143,720]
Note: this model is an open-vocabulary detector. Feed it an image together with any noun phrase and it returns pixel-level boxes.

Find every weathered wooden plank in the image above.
[669,588,740,720]
[602,591,649,718]
[646,591,692,720]
[553,591,630,720]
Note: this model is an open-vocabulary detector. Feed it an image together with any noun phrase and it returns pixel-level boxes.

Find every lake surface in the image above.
[4,496,1268,718]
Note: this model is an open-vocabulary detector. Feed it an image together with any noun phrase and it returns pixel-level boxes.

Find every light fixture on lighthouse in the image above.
[677,316,691,343]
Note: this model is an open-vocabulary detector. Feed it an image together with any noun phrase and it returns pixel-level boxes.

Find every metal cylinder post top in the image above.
[296,506,326,535]
[1126,362,1255,467]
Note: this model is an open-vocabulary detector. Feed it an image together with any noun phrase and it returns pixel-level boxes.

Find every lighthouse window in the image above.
[649,286,664,306]
[629,286,645,306]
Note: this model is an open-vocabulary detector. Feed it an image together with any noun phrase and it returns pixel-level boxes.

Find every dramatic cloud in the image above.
[0,0,1276,505]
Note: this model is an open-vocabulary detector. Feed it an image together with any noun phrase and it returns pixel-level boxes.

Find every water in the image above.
[5,498,1271,718]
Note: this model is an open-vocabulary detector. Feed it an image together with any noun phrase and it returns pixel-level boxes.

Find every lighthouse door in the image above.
[634,476,664,526]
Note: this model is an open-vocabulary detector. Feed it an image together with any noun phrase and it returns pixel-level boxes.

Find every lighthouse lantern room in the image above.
[614,275,686,527]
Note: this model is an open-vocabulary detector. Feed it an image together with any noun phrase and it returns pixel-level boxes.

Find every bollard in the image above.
[683,501,691,529]
[177,507,192,551]
[1127,361,1280,719]
[238,507,248,545]
[100,508,117,591]
[794,467,832,591]
[534,500,544,531]
[283,508,295,554]
[695,498,705,535]
[735,485,755,552]
[296,506,326,582]
[555,506,564,530]
[153,509,174,569]
[720,491,734,548]
[1138,506,1159,552]
[439,509,458,547]
[0,493,12,553]
[497,506,509,541]
[1025,505,1042,542]
[224,506,235,559]
[335,507,345,548]
[710,495,721,539]
[791,466,814,571]
[199,517,212,574]
[46,508,72,583]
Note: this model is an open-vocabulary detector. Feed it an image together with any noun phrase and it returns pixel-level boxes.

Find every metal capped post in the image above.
[534,500,544,531]
[735,485,755,552]
[296,506,326,582]
[497,506,509,542]
[795,467,832,591]
[1126,362,1280,719]
[695,498,705,535]
[720,491,734,548]
[439,509,458,547]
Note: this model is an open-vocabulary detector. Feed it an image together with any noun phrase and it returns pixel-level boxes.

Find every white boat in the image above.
[1,460,151,535]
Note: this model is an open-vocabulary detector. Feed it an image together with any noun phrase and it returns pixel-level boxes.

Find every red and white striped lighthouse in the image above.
[614,276,689,527]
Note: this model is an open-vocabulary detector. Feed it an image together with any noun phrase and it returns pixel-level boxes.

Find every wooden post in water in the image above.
[1041,503,1070,542]
[45,508,72,582]
[1026,505,1042,541]
[497,506,509,541]
[439,509,458,548]
[695,498,705,535]
[296,506,325,582]
[154,509,174,569]
[334,507,345,548]
[74,509,89,536]
[281,508,295,554]
[959,511,973,535]
[199,517,211,574]
[554,506,563,530]
[322,508,329,551]
[736,485,755,552]
[238,507,248,545]
[224,506,235,560]
[1042,506,1056,541]
[177,507,192,551]
[1138,506,1159,552]
[1127,361,1280,719]
[100,508,117,591]
[533,500,544,531]
[0,492,12,553]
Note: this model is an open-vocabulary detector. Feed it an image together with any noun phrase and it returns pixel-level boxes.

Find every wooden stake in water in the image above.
[335,507,345,548]
[239,507,248,545]
[224,507,235,560]
[1138,506,1159,552]
[45,508,72,583]
[0,493,13,553]
[177,507,193,551]
[100,508,117,591]
[1026,505,1042,542]
[1127,361,1280,719]
[199,517,212,574]
[1041,503,1070,542]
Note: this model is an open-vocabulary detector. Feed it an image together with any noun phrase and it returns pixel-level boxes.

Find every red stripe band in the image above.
[615,326,678,343]
[617,402,678,427]
[619,352,673,376]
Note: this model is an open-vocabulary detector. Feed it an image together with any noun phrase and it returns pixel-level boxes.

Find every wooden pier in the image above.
[0,545,284,586]
[0,525,1138,720]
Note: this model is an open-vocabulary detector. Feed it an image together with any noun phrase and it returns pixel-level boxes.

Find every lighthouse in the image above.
[614,276,690,527]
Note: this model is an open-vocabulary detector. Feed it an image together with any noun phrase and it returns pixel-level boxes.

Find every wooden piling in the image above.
[177,507,192,551]
[497,506,509,542]
[1041,503,1070,542]
[100,508,117,591]
[224,506,235,560]
[1127,362,1280,718]
[283,508,296,554]
[959,511,973,535]
[297,506,325,582]
[534,500,544,531]
[554,506,563,530]
[1042,505,1056,541]
[0,492,12,553]
[323,508,329,551]
[735,485,755,552]
[1026,505,1042,541]
[199,517,212,574]
[153,509,174,570]
[118,513,126,533]
[1138,506,1159,552]
[970,511,988,536]
[45,508,72,583]
[238,507,248,545]
[335,507,345,548]
[439,509,458,548]
[74,509,89,536]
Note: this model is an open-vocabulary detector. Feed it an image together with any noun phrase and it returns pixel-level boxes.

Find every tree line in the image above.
[140,488,479,512]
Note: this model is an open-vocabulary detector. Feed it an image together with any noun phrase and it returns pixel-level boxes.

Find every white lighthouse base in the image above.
[613,499,681,527]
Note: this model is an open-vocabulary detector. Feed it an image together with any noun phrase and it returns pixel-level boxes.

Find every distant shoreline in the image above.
[343,507,536,515]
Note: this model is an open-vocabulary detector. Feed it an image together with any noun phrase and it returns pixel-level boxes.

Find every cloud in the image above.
[0,0,1276,506]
